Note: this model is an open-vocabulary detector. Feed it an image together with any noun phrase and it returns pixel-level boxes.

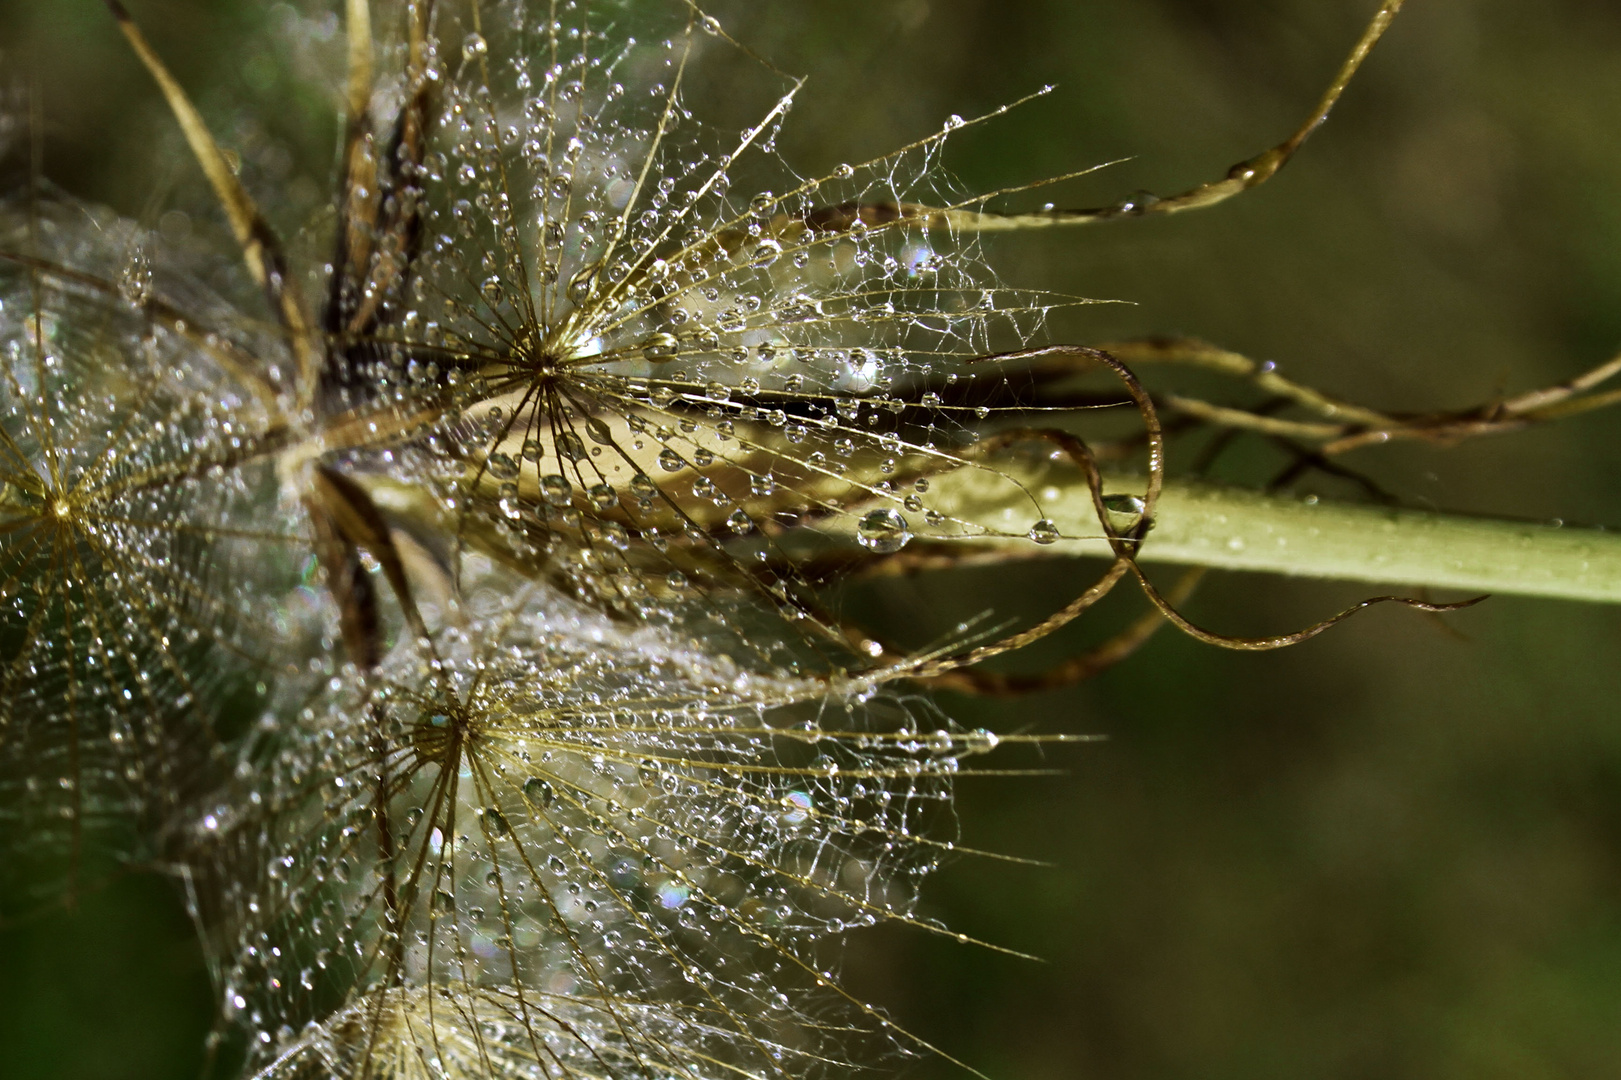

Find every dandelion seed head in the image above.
[314,0,1087,673]
[190,565,1005,1076]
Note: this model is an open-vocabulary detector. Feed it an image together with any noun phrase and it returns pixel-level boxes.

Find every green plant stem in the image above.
[911,462,1621,604]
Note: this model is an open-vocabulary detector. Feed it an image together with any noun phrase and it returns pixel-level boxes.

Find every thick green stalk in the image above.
[909,461,1621,604]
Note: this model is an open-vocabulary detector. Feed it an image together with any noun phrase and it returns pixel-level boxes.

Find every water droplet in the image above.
[521,438,544,461]
[580,417,612,445]
[461,33,488,60]
[658,448,685,472]
[498,483,522,518]
[857,508,911,553]
[486,452,520,480]
[727,509,753,534]
[1101,493,1146,529]
[750,238,782,268]
[640,332,679,361]
[540,475,573,506]
[481,277,502,304]
[523,777,554,807]
[484,807,510,836]
[586,483,618,510]
[1028,519,1060,544]
[750,473,776,496]
[557,432,586,462]
[964,729,1000,755]
[629,474,657,500]
[567,263,596,305]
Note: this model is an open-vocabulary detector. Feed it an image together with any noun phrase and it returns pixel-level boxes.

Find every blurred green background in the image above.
[1,1,1619,1077]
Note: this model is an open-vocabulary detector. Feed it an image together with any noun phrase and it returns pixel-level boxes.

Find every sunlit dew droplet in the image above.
[657,448,684,472]
[499,483,522,519]
[749,238,782,268]
[727,509,753,534]
[835,349,883,394]
[462,32,488,60]
[522,776,554,808]
[521,438,544,461]
[481,276,502,304]
[943,113,966,130]
[486,452,521,480]
[857,508,911,553]
[540,475,573,506]
[484,806,510,836]
[640,332,679,362]
[1028,518,1060,545]
[750,472,776,496]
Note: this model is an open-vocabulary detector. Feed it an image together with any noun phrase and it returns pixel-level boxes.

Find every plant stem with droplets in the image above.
[901,462,1621,604]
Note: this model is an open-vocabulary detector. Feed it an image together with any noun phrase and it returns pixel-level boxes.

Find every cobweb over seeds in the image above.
[0,196,306,912]
[187,566,1023,1078]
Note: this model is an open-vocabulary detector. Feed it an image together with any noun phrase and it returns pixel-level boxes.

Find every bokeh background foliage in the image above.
[1,0,1619,1077]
